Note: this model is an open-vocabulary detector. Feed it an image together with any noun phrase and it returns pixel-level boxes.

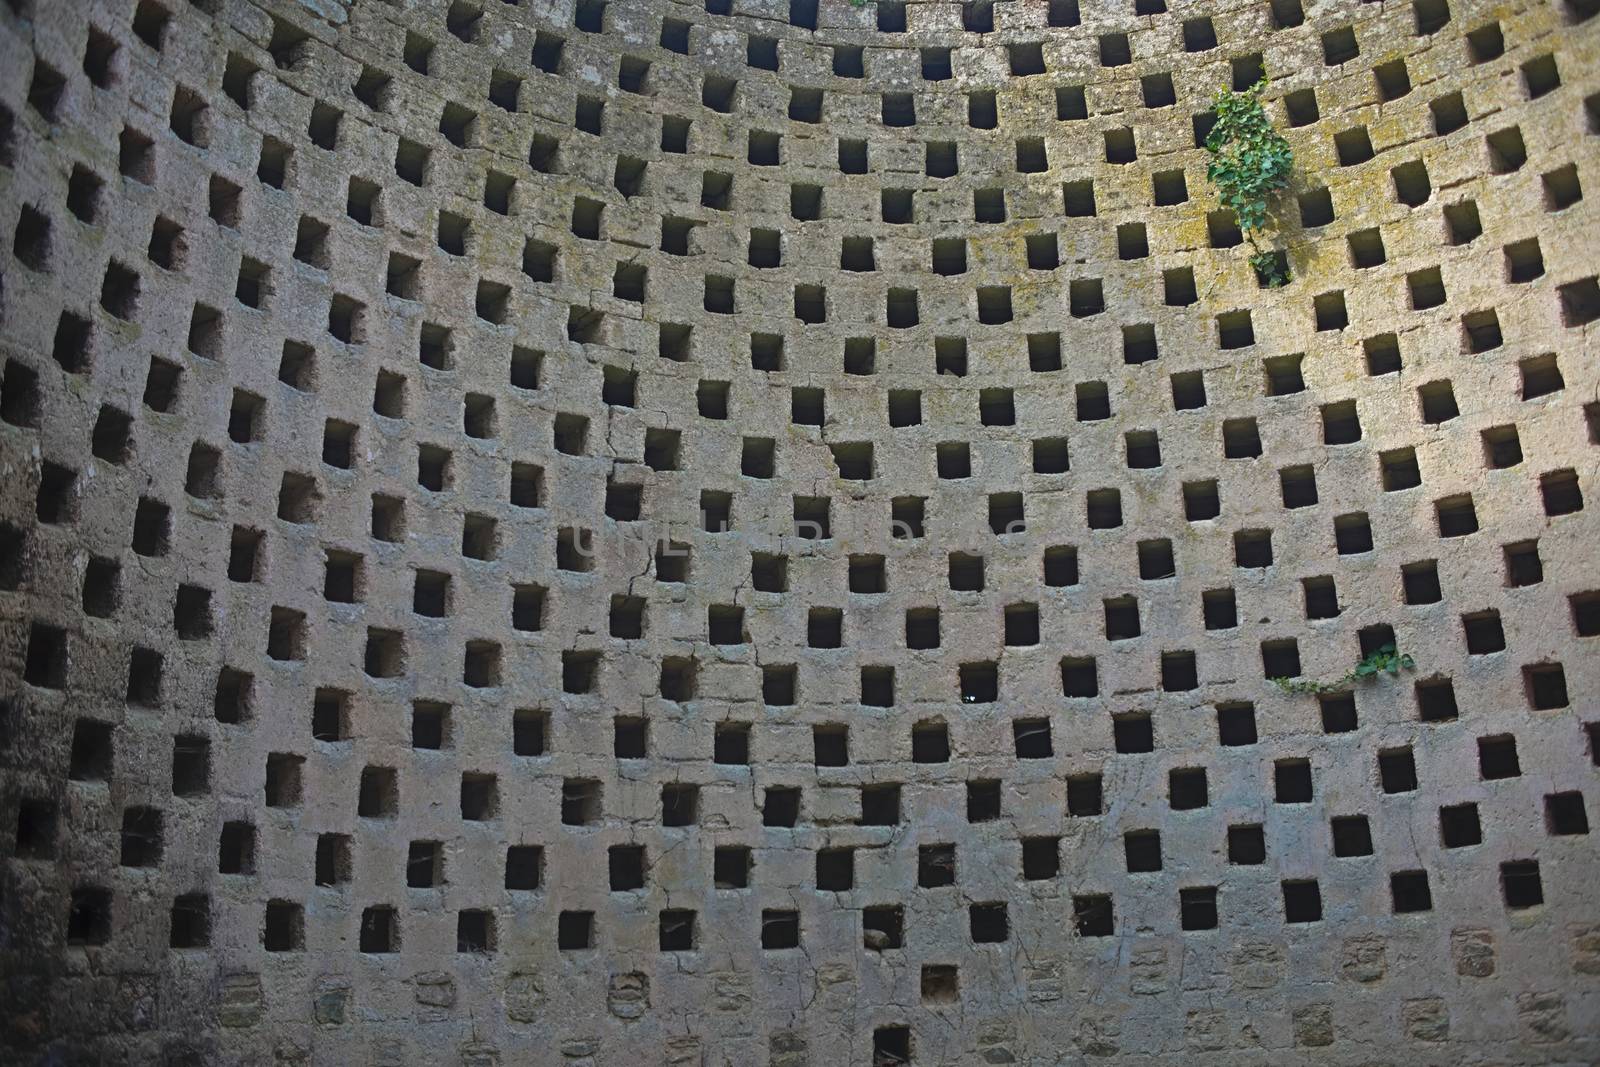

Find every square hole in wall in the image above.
[356,765,396,817]
[1282,880,1322,922]
[1374,58,1412,101]
[760,910,800,950]
[1379,747,1419,794]
[1275,759,1313,803]
[815,847,854,893]
[1171,372,1206,410]
[1232,52,1265,89]
[813,725,848,768]
[1415,0,1451,33]
[1060,656,1097,698]
[918,844,956,887]
[1217,702,1257,745]
[1199,588,1235,631]
[1381,449,1423,492]
[1184,481,1221,522]
[1486,127,1527,174]
[969,902,1008,943]
[1067,775,1103,816]
[1074,895,1114,936]
[1501,861,1543,909]
[1523,663,1569,709]
[763,786,799,827]
[1013,717,1051,758]
[1021,836,1060,881]
[1440,803,1481,848]
[1181,887,1218,930]
[511,708,547,757]
[1478,735,1521,780]
[1169,767,1207,809]
[265,755,304,809]
[412,702,448,749]
[1435,495,1480,537]
[1544,792,1589,836]
[1515,53,1562,104]
[1118,223,1149,260]
[1559,277,1600,326]
[1113,713,1153,753]
[921,964,958,1004]
[1542,164,1583,213]
[1182,16,1217,50]
[557,911,593,951]
[1103,129,1136,164]
[1400,564,1443,612]
[561,780,601,825]
[309,841,356,898]
[714,846,750,889]
[1330,815,1373,858]
[1229,825,1265,865]
[1431,91,1468,136]
[1503,541,1544,589]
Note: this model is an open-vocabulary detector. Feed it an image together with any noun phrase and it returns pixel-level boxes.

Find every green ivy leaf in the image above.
[1204,74,1292,242]
[1275,645,1416,697]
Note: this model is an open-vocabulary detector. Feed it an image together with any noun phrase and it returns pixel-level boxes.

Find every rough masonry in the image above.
[0,0,1597,1063]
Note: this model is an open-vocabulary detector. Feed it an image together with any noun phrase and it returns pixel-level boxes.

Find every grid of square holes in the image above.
[1,0,1598,1060]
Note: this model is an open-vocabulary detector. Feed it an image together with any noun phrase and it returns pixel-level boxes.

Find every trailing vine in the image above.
[1271,644,1416,696]
[1204,76,1295,287]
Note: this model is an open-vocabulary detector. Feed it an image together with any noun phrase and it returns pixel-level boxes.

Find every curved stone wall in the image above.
[1,0,1598,1062]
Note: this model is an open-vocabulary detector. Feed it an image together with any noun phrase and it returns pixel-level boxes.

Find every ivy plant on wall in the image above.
[1204,76,1295,286]
[1271,644,1416,696]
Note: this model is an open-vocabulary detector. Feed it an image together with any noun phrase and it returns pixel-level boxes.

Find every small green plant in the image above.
[1205,76,1294,285]
[1250,250,1289,288]
[1271,644,1415,696]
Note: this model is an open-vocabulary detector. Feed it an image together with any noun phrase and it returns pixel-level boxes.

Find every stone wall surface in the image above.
[0,0,1597,1063]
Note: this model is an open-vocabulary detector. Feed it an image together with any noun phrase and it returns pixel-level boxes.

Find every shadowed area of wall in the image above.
[0,0,1598,1063]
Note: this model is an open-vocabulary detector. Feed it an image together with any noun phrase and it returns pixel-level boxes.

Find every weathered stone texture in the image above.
[1,0,1598,1063]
